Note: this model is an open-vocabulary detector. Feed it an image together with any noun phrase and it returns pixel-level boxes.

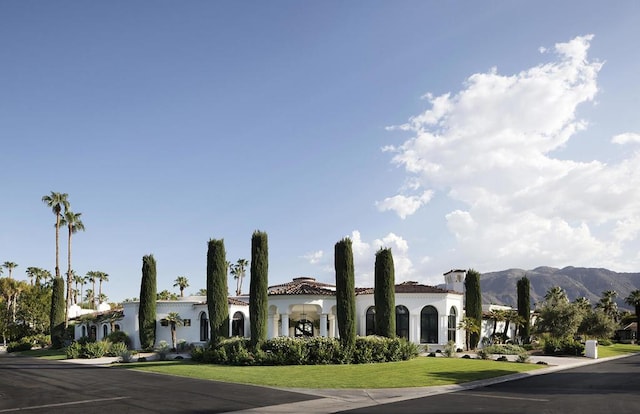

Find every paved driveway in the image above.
[0,356,318,413]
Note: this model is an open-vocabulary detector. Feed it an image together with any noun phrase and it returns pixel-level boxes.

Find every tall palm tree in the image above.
[544,286,568,307]
[41,192,69,280]
[25,266,39,285]
[84,289,94,306]
[97,271,109,302]
[73,272,84,305]
[173,276,189,297]
[85,271,98,309]
[2,262,18,279]
[596,290,619,322]
[231,258,248,296]
[624,289,640,343]
[487,309,505,337]
[164,312,183,351]
[60,210,85,327]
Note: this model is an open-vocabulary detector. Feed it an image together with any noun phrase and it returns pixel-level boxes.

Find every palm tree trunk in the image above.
[65,227,72,328]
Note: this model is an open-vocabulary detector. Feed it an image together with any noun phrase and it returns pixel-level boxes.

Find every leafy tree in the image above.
[516,276,531,341]
[230,259,248,296]
[138,255,157,350]
[60,209,85,327]
[249,231,268,348]
[464,269,482,349]
[50,277,65,348]
[458,316,480,351]
[41,192,69,280]
[173,276,189,297]
[335,238,356,349]
[374,247,395,338]
[16,283,51,336]
[207,239,229,344]
[535,286,583,339]
[165,312,183,351]
[578,309,616,340]
[2,262,18,279]
[624,289,640,343]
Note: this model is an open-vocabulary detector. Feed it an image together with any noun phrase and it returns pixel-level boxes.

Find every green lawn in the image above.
[596,343,639,358]
[15,348,67,360]
[117,357,542,389]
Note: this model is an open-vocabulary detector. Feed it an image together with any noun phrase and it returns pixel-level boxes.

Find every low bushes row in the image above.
[65,332,133,360]
[482,344,527,355]
[6,335,52,353]
[543,338,585,356]
[191,336,420,366]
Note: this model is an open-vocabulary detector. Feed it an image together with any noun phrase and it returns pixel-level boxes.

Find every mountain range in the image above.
[449,266,640,310]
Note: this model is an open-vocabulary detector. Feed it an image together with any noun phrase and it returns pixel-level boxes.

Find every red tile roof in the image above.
[268,278,455,296]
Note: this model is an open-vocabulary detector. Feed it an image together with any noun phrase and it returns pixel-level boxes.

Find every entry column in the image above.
[281,313,290,337]
[320,313,328,337]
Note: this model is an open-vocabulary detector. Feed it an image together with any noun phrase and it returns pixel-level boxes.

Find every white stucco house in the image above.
[73,270,468,351]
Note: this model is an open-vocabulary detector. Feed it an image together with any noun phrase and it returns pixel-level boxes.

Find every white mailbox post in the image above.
[585,340,598,359]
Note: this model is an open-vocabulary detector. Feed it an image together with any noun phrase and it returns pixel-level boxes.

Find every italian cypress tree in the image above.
[138,254,157,350]
[464,268,482,350]
[249,230,268,347]
[374,247,395,338]
[49,277,66,348]
[207,238,229,344]
[335,238,356,349]
[517,276,531,342]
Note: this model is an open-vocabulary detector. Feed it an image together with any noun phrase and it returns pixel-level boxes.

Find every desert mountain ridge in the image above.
[439,266,640,310]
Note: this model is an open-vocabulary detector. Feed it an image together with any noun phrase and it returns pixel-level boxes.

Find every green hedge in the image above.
[191,336,419,366]
[543,338,584,356]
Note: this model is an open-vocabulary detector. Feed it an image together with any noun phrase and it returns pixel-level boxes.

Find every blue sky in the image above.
[2,1,640,302]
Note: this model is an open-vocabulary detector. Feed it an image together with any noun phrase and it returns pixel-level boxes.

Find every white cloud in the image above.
[383,35,640,272]
[612,132,640,145]
[302,250,323,265]
[376,190,434,219]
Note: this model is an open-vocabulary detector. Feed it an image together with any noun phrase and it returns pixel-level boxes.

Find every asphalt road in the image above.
[0,356,318,413]
[340,353,640,414]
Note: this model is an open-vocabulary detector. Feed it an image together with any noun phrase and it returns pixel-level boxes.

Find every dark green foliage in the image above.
[190,336,418,366]
[249,231,269,347]
[543,337,584,356]
[464,269,482,350]
[7,340,33,353]
[335,238,356,349]
[49,277,65,348]
[138,255,157,350]
[106,331,131,348]
[207,238,229,344]
[517,276,531,341]
[374,248,395,338]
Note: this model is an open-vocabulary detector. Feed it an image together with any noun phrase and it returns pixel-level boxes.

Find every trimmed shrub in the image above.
[156,340,171,361]
[482,344,527,355]
[335,238,356,350]
[106,331,131,348]
[465,269,482,350]
[543,338,584,356]
[374,248,395,338]
[65,341,82,359]
[7,340,32,353]
[249,231,269,348]
[207,238,229,344]
[516,352,530,363]
[306,337,341,364]
[139,255,157,350]
[108,342,128,357]
[84,341,109,358]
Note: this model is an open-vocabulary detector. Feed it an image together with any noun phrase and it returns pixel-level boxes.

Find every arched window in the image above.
[81,326,86,337]
[232,311,245,337]
[89,325,97,341]
[295,319,314,337]
[114,324,121,332]
[448,307,457,342]
[420,306,438,344]
[395,305,409,340]
[199,312,209,342]
[103,324,108,339]
[366,306,376,336]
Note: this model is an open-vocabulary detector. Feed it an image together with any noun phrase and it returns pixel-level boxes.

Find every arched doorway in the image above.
[420,306,438,343]
[199,312,209,342]
[232,311,245,337]
[103,324,108,339]
[448,307,457,342]
[365,306,376,335]
[395,305,409,340]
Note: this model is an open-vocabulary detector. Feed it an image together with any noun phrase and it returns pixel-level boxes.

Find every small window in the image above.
[160,319,168,327]
[232,312,245,337]
[183,319,191,327]
[103,325,108,339]
[114,324,121,332]
[366,306,376,336]
[199,312,209,342]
